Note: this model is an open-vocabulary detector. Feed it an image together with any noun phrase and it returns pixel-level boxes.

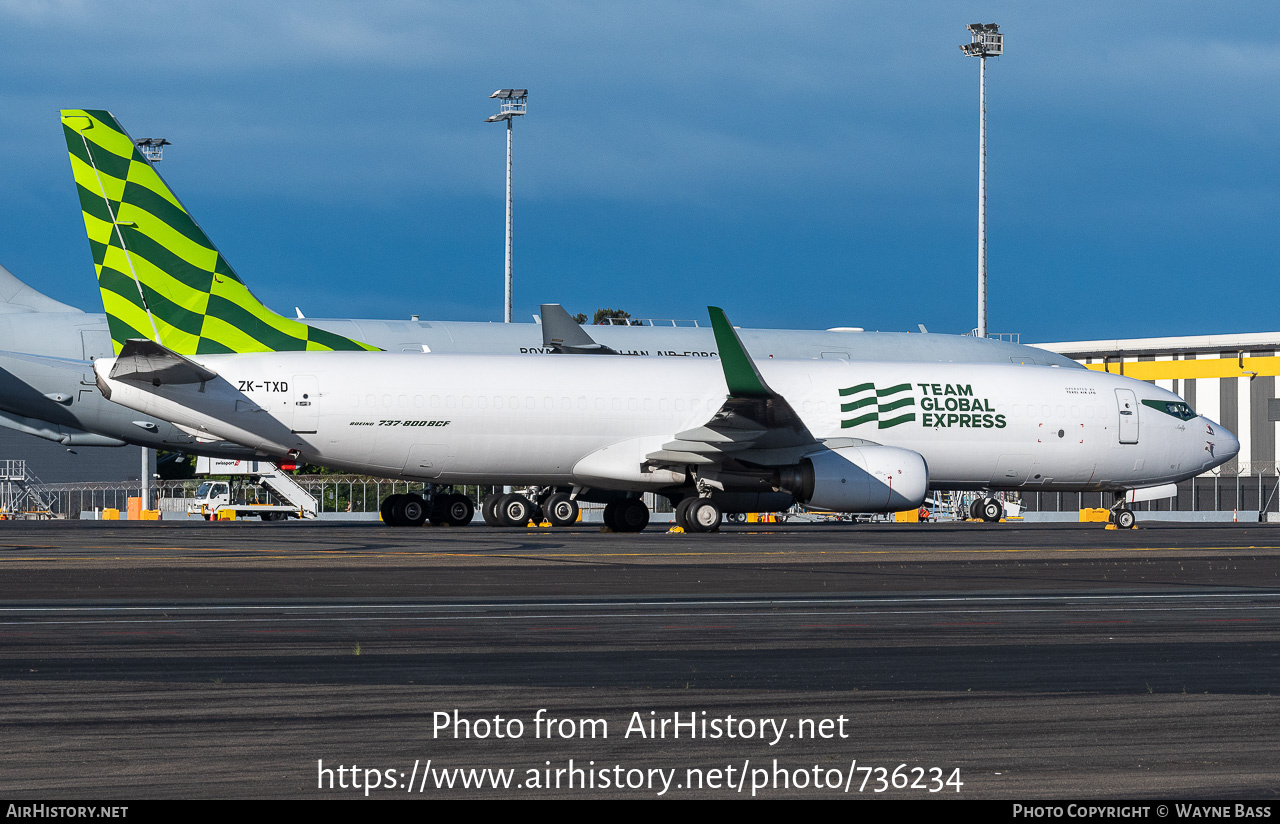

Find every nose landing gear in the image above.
[1109,496,1137,529]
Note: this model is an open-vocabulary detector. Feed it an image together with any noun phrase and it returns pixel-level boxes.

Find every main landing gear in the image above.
[479,489,581,528]
[380,489,473,527]
[674,496,721,533]
[969,496,1003,523]
[602,498,649,533]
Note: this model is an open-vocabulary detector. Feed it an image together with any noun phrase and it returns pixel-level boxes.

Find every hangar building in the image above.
[1035,332,1280,518]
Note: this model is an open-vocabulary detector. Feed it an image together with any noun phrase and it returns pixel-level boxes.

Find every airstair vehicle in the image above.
[0,460,55,519]
[190,457,319,520]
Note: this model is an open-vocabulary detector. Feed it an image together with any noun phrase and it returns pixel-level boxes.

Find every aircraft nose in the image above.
[1202,419,1239,468]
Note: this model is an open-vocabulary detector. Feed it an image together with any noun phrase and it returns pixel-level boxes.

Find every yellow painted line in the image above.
[1085,357,1280,381]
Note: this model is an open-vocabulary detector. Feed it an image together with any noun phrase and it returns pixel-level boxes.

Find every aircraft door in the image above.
[1115,388,1139,444]
[292,374,319,433]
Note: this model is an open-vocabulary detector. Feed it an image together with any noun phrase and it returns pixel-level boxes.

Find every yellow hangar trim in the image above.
[1084,356,1280,381]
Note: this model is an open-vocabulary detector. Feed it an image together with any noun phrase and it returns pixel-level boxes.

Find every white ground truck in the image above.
[188,458,319,521]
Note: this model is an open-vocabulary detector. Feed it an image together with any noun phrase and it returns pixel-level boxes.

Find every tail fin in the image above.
[60,109,377,355]
[0,262,83,315]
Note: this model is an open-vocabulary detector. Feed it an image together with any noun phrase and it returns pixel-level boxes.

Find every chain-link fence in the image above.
[1021,464,1280,516]
[39,478,661,519]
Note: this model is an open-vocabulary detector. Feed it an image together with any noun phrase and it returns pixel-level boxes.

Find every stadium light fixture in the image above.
[960,23,1003,339]
[486,90,527,323]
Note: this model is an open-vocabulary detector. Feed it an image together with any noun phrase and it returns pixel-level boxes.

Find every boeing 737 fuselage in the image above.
[93,337,1236,529]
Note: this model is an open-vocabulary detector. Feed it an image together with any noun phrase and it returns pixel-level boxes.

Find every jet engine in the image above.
[777,444,928,513]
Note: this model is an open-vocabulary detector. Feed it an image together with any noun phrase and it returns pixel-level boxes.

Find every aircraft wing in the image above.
[644,307,819,468]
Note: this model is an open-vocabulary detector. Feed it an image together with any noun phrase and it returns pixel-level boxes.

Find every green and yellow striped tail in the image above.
[61,109,378,356]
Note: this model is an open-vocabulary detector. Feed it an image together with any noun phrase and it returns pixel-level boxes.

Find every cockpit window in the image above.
[1141,399,1197,421]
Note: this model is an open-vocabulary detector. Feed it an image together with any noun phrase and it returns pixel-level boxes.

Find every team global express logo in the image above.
[839,382,916,429]
[840,382,1007,430]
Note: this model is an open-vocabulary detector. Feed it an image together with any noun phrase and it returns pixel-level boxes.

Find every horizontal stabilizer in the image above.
[540,304,618,354]
[109,339,217,385]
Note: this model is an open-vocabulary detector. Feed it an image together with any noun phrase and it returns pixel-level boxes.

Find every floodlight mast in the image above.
[960,23,1002,339]
[132,136,172,509]
[134,137,171,163]
[486,89,527,323]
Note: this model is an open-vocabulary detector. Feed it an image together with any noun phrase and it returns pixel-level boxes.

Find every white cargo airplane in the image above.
[66,108,1238,531]
[92,311,1237,532]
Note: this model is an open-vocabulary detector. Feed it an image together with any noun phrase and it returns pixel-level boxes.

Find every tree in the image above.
[593,308,632,325]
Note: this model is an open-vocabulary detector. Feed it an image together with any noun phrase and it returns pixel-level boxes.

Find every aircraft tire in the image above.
[544,493,578,527]
[1115,508,1136,529]
[674,497,695,530]
[981,498,1003,522]
[497,493,533,527]
[686,498,721,533]
[381,494,405,526]
[443,494,474,527]
[481,494,502,527]
[614,498,649,533]
[401,494,429,527]
[602,501,621,531]
[969,499,983,520]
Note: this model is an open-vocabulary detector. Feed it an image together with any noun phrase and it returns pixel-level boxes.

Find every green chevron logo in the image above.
[839,382,916,429]
[61,109,378,356]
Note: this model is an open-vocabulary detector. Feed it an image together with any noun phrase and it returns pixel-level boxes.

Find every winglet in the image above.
[707,306,772,399]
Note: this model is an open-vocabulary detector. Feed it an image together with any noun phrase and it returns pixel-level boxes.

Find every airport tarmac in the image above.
[0,520,1277,799]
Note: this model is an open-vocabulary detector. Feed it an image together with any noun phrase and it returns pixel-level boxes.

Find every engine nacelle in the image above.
[779,445,928,513]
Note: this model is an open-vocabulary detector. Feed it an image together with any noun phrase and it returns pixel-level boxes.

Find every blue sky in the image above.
[0,2,1277,341]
